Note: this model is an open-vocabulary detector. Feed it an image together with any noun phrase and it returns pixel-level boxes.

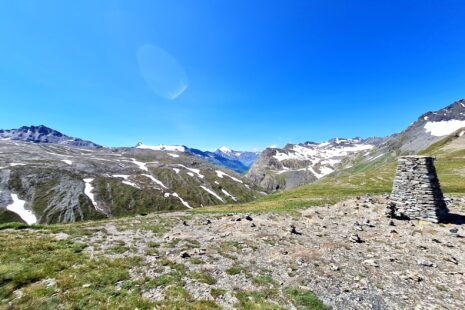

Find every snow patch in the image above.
[136,143,185,152]
[61,159,72,165]
[168,153,179,158]
[424,120,465,136]
[177,164,204,178]
[221,189,237,201]
[200,186,225,203]
[131,158,148,171]
[83,178,103,212]
[142,174,168,189]
[6,193,37,225]
[112,175,140,189]
[172,168,180,174]
[215,170,243,183]
[164,192,192,209]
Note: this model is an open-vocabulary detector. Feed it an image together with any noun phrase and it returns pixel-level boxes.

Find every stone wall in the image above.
[387,156,448,223]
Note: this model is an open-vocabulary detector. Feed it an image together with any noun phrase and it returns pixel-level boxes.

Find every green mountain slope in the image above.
[199,129,465,214]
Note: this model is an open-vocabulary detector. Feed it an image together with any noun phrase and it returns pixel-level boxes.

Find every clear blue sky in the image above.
[1,1,465,151]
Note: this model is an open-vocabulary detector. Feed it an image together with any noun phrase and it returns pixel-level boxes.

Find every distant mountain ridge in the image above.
[0,125,101,148]
[364,98,465,160]
[135,143,259,173]
[247,137,384,191]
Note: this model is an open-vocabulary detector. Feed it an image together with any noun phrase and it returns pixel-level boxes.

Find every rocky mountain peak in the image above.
[0,125,101,148]
[217,146,232,153]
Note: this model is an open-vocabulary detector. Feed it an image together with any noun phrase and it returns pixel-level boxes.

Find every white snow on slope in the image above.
[164,192,192,209]
[274,143,373,162]
[10,163,26,167]
[131,158,148,171]
[200,186,225,203]
[136,143,185,152]
[173,168,180,174]
[271,139,374,179]
[168,153,179,158]
[142,174,168,189]
[83,178,103,212]
[61,159,72,165]
[215,170,243,183]
[112,175,140,189]
[424,120,465,136]
[6,193,37,225]
[177,164,204,178]
[221,189,237,201]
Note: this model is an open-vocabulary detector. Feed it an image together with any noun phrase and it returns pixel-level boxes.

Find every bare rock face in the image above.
[388,156,448,223]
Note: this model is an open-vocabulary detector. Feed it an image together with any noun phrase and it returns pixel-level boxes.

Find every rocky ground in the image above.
[45,195,465,309]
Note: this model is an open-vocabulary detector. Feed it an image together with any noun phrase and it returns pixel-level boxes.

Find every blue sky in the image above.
[1,0,465,151]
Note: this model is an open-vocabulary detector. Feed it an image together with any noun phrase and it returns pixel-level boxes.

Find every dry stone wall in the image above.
[387,156,448,223]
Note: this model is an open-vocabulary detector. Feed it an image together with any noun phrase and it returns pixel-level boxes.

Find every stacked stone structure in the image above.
[388,156,448,223]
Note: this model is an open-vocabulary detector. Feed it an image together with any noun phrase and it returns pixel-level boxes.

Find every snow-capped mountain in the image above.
[247,138,383,191]
[135,143,186,152]
[0,125,101,148]
[134,143,259,173]
[214,146,260,169]
[375,99,465,155]
[0,140,261,225]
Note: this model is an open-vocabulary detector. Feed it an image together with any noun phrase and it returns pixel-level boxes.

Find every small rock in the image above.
[449,227,459,234]
[250,223,256,228]
[444,256,458,265]
[363,259,379,267]
[54,233,69,241]
[431,238,441,243]
[181,252,191,259]
[235,218,242,222]
[417,260,436,268]
[349,234,362,243]
[204,219,212,225]
[245,215,253,221]
[182,220,189,226]
[290,225,302,235]
[329,264,340,271]
[389,220,395,226]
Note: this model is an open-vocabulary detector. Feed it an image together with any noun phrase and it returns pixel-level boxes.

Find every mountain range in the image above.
[1,98,465,225]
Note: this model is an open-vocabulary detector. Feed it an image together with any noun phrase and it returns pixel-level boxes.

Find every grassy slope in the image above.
[0,216,327,309]
[198,131,465,214]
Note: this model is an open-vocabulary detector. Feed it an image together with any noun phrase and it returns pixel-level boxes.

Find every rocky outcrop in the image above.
[0,125,101,148]
[247,138,380,191]
[388,156,448,223]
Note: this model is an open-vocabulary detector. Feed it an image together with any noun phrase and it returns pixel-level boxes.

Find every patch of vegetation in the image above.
[252,274,278,287]
[190,257,206,265]
[210,288,227,299]
[226,264,248,276]
[284,287,327,310]
[158,258,188,274]
[0,232,152,308]
[235,289,282,309]
[191,270,217,285]
[106,240,129,254]
[155,285,221,309]
[0,222,30,230]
